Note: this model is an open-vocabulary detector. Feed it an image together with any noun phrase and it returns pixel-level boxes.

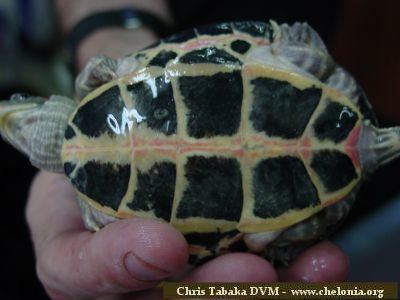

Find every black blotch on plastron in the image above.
[179,71,243,138]
[313,100,358,143]
[148,50,178,68]
[196,23,233,35]
[250,78,321,139]
[63,162,76,177]
[188,254,201,265]
[185,230,240,254]
[253,156,320,218]
[188,254,214,266]
[71,161,130,211]
[72,86,124,138]
[163,28,197,43]
[127,76,177,135]
[186,231,232,249]
[127,162,176,221]
[177,156,243,221]
[64,125,76,140]
[229,240,248,252]
[311,150,358,192]
[230,39,251,54]
[185,230,245,265]
[179,47,242,65]
[233,21,267,37]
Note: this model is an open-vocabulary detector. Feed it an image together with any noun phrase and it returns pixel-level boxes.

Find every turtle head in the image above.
[0,93,76,172]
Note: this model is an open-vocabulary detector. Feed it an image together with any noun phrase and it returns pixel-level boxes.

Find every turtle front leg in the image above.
[75,55,139,100]
[76,197,118,231]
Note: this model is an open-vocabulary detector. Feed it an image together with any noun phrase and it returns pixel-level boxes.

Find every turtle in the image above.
[1,20,399,266]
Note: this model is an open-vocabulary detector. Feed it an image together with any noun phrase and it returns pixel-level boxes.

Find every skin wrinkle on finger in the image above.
[137,222,162,250]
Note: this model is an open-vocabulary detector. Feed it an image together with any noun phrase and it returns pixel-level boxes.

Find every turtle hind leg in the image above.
[269,21,336,81]
[257,194,357,266]
[75,55,139,100]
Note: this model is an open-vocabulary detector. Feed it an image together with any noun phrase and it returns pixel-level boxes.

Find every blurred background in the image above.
[0,0,399,299]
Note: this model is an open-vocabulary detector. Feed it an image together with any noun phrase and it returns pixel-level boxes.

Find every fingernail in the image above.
[124,252,170,281]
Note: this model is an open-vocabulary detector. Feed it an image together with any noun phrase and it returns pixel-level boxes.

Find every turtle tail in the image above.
[358,122,400,174]
[0,94,76,172]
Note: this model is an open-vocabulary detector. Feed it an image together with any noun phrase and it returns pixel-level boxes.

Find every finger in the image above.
[107,253,278,300]
[26,171,85,253]
[185,253,278,282]
[27,172,188,298]
[278,241,349,282]
[37,217,188,298]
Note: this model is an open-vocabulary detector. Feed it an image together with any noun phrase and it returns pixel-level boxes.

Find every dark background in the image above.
[1,0,399,299]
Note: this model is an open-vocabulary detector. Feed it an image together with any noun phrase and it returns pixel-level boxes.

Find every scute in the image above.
[71,161,130,211]
[310,150,358,192]
[163,28,196,43]
[196,22,233,36]
[250,77,321,139]
[72,86,125,138]
[179,71,243,138]
[127,75,177,135]
[127,162,176,221]
[64,125,76,140]
[185,230,244,264]
[313,100,358,143]
[63,162,76,177]
[179,47,242,65]
[176,156,243,222]
[148,50,178,68]
[253,156,320,218]
[233,21,269,37]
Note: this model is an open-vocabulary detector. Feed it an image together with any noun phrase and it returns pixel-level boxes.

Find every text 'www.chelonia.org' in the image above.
[163,282,397,299]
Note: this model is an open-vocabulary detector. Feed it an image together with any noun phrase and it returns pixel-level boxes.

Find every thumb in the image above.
[37,218,188,299]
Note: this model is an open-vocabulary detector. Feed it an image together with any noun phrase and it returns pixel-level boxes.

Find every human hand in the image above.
[26,171,348,300]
